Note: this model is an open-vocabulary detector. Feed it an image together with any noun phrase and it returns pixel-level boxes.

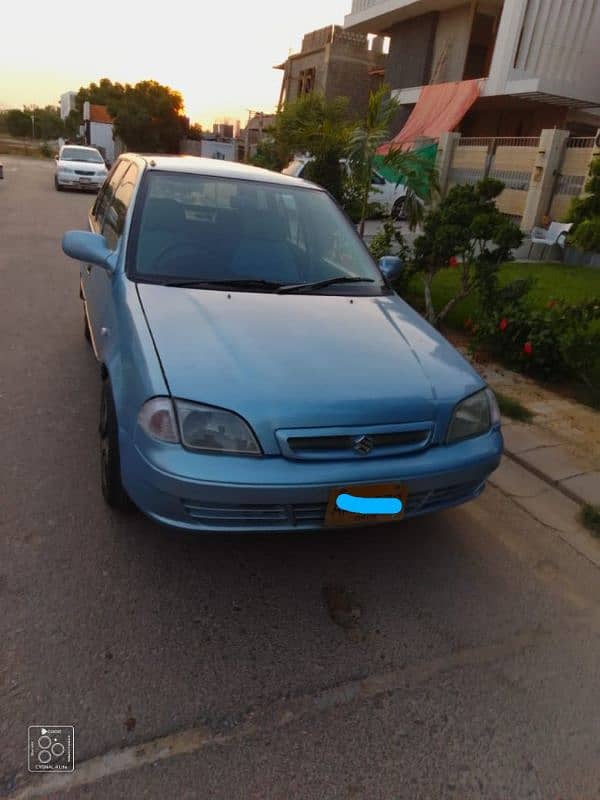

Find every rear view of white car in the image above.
[55,145,108,192]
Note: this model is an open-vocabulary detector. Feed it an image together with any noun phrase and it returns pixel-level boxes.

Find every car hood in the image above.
[137,284,484,447]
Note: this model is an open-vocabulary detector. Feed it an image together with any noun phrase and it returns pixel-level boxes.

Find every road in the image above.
[1,155,600,800]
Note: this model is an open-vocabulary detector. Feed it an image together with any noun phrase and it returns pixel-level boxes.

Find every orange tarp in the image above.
[378,79,480,153]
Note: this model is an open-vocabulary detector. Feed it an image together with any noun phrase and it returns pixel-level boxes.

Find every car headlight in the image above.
[446,388,500,444]
[175,400,261,455]
[137,397,261,455]
[59,166,73,173]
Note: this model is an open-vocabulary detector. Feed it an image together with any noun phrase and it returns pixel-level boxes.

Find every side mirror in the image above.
[62,231,116,272]
[378,256,403,281]
[54,155,59,161]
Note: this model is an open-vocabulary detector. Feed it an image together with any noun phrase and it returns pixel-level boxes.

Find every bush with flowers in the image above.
[472,282,600,395]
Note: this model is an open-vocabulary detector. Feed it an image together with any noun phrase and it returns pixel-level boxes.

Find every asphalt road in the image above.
[1,155,600,800]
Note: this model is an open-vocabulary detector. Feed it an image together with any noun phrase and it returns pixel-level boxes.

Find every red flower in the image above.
[546,300,556,309]
[464,317,473,331]
[523,341,533,356]
[448,256,458,268]
[499,318,508,331]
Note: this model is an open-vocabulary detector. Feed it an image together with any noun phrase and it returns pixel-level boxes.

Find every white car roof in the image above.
[126,154,318,189]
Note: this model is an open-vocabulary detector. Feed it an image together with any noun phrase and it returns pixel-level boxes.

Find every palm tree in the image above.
[347,85,438,237]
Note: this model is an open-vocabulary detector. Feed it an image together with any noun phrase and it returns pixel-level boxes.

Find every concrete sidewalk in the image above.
[501,421,599,507]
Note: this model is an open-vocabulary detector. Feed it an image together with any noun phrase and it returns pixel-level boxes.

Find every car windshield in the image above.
[61,147,104,163]
[129,172,386,295]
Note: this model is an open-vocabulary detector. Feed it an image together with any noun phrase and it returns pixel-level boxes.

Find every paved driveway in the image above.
[1,156,600,800]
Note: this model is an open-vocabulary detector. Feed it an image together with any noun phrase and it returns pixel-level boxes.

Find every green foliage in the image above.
[580,504,600,537]
[368,219,413,293]
[249,138,284,172]
[2,106,63,139]
[267,94,350,202]
[74,77,187,153]
[569,218,600,252]
[347,85,399,235]
[39,141,53,158]
[412,178,522,325]
[472,295,600,395]
[347,86,438,235]
[568,156,600,253]
[187,123,203,141]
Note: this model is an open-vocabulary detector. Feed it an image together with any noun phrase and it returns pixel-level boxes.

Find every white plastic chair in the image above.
[527,222,572,259]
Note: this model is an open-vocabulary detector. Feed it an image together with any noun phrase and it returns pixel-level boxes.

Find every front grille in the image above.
[279,423,434,460]
[74,169,94,176]
[287,430,429,453]
[181,481,484,529]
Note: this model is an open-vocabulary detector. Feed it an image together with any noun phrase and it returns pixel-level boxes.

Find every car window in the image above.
[92,160,130,233]
[129,172,383,294]
[102,163,139,250]
[61,147,104,163]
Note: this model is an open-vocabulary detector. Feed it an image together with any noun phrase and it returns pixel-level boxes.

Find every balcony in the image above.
[345,0,471,33]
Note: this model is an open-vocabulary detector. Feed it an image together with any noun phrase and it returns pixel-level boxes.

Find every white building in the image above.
[344,0,600,137]
[83,102,117,163]
[60,91,77,120]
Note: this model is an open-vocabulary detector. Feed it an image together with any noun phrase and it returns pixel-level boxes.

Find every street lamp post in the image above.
[30,112,35,139]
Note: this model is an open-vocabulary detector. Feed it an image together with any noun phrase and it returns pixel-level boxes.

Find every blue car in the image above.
[62,155,502,532]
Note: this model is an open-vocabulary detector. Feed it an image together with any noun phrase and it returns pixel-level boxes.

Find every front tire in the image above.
[55,177,63,191]
[99,379,133,511]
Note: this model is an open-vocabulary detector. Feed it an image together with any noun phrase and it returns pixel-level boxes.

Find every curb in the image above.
[503,446,589,507]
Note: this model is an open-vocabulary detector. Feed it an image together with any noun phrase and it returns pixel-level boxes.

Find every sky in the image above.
[0,0,352,129]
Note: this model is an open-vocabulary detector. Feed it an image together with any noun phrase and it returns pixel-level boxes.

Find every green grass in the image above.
[494,391,534,423]
[579,504,600,538]
[406,261,600,330]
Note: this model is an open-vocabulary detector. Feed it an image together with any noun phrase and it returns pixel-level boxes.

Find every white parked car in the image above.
[55,145,108,192]
[282,156,408,219]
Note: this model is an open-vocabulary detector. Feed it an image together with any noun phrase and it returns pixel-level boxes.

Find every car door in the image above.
[83,160,138,357]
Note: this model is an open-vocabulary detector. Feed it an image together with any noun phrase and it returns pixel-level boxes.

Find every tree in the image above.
[412,178,522,326]
[74,78,187,153]
[268,94,350,202]
[187,123,203,141]
[110,81,187,153]
[4,109,31,138]
[249,137,284,172]
[2,106,64,139]
[347,85,438,236]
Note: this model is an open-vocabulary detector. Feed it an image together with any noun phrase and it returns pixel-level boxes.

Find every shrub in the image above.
[568,155,600,253]
[39,141,53,158]
[472,296,600,393]
[569,218,600,252]
[411,178,522,326]
[369,219,413,293]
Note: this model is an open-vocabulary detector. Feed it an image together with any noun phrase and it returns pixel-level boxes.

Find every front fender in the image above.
[103,276,169,436]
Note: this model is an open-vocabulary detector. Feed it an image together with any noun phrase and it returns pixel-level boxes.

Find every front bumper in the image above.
[120,426,503,533]
[56,173,104,190]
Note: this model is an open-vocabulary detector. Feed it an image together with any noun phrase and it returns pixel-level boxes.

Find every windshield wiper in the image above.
[162,278,283,291]
[277,276,376,294]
